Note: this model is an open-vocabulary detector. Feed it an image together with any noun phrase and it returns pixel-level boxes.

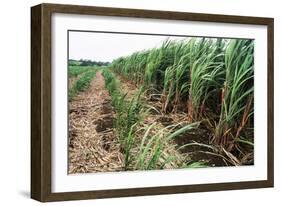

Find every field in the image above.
[68,37,254,173]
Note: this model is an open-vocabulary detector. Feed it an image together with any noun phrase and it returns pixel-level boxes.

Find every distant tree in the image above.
[78,59,110,67]
[68,59,80,66]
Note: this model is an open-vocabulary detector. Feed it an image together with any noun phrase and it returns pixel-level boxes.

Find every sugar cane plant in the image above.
[110,37,254,164]
[213,39,254,151]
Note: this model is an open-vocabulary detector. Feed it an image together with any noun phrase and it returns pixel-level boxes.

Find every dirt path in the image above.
[68,76,79,89]
[68,71,124,173]
[117,75,138,99]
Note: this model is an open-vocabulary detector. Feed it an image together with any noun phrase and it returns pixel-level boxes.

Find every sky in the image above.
[68,31,189,62]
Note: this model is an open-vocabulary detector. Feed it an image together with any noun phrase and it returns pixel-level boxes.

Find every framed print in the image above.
[31,3,274,202]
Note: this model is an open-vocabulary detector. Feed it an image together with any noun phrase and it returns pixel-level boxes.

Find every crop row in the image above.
[111,38,254,152]
[102,69,204,170]
[68,68,97,100]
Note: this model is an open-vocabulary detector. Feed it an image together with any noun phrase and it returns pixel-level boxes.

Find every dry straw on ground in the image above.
[68,72,124,173]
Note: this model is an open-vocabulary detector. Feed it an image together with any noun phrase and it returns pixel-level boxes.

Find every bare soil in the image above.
[174,126,227,167]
